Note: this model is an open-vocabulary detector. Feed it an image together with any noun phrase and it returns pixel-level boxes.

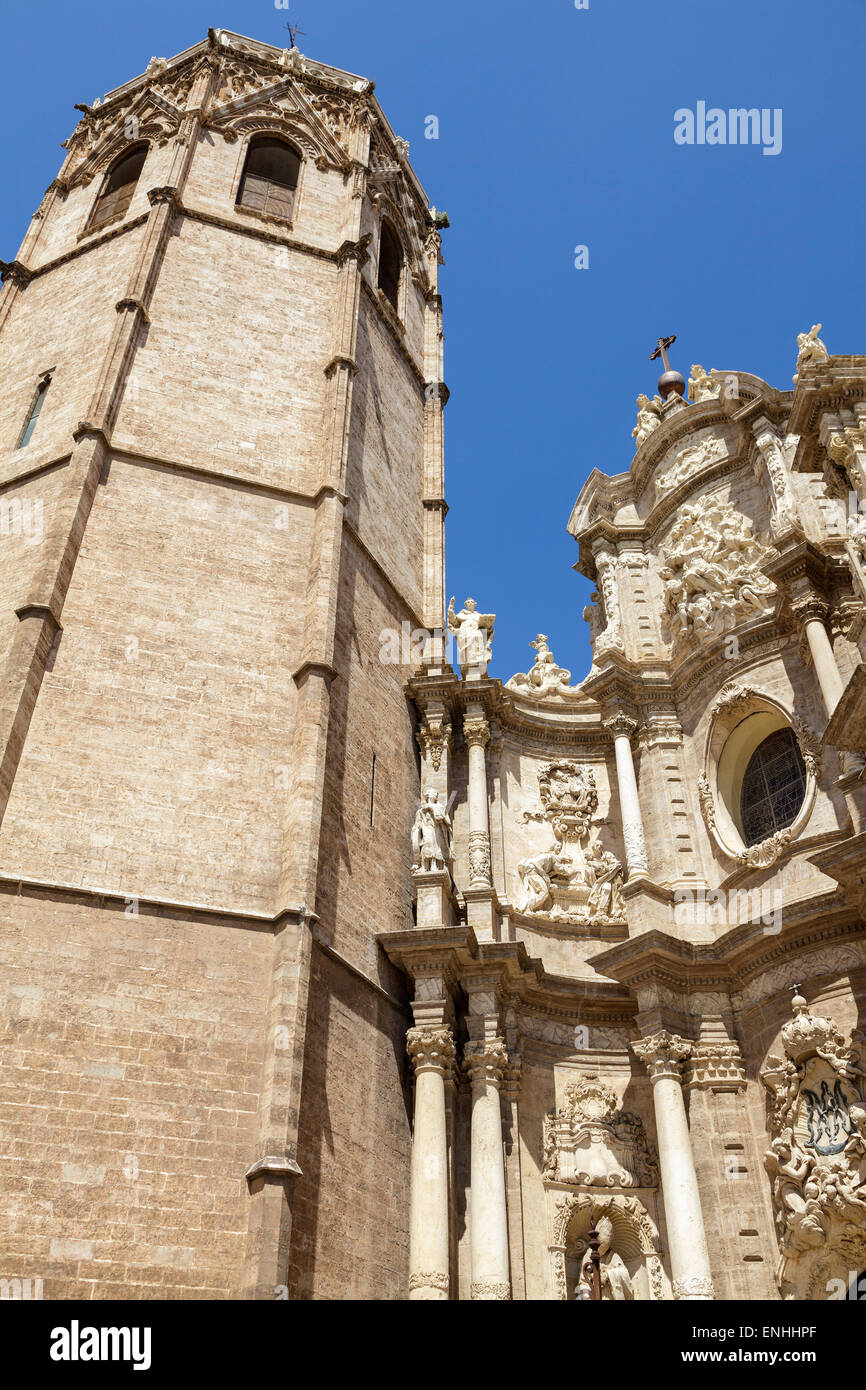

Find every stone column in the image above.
[604,713,649,877]
[463,710,492,886]
[632,1030,714,1300]
[464,1038,511,1299]
[407,1025,455,1300]
[792,595,845,717]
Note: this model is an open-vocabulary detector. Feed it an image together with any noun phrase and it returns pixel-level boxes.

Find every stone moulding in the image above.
[699,688,819,867]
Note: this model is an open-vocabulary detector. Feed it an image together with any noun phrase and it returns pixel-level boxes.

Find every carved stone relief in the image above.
[517,763,625,927]
[541,1074,659,1188]
[659,497,778,643]
[506,635,582,699]
[761,994,866,1299]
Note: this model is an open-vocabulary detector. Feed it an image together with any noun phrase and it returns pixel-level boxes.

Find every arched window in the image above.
[236,137,300,219]
[377,220,402,312]
[739,727,807,847]
[88,145,148,232]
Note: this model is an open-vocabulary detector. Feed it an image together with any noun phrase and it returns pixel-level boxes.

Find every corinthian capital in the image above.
[462,716,490,749]
[791,593,830,626]
[463,1038,507,1087]
[407,1025,455,1077]
[603,712,637,741]
[632,1030,692,1083]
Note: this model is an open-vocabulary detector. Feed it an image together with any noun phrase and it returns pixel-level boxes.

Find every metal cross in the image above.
[285,21,306,48]
[649,334,677,371]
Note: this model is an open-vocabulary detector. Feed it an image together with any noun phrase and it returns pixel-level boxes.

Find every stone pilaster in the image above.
[632,1030,714,1300]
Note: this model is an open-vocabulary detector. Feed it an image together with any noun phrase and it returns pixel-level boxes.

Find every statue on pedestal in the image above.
[411,788,453,874]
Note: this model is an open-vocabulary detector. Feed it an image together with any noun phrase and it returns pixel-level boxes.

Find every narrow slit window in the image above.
[377,220,402,312]
[370,754,377,827]
[236,137,301,220]
[17,374,52,449]
[87,145,148,233]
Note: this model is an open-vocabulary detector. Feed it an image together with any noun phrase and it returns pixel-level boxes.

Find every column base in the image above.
[673,1276,715,1300]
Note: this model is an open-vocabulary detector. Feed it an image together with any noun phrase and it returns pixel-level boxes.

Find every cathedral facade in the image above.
[1,31,865,1302]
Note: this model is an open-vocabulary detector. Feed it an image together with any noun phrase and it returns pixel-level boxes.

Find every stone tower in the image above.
[0,31,446,1299]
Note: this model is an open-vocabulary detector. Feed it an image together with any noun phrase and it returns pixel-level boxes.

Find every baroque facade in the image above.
[1,32,865,1302]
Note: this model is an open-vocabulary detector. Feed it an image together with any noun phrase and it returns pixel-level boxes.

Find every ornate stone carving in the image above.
[407,1025,455,1077]
[506,634,580,699]
[411,789,452,874]
[761,994,866,1299]
[673,1275,715,1299]
[593,550,624,655]
[655,430,728,496]
[754,423,798,534]
[603,712,637,741]
[697,771,716,833]
[517,764,626,927]
[687,1042,746,1090]
[792,716,823,781]
[632,1031,692,1083]
[659,497,778,642]
[470,1279,510,1300]
[408,1270,449,1293]
[632,393,662,449]
[416,714,450,772]
[828,431,864,491]
[541,1074,659,1188]
[687,365,721,404]
[549,1192,664,1301]
[447,596,494,676]
[793,323,828,381]
[464,1038,508,1086]
[467,829,492,887]
[739,827,793,869]
[710,681,762,717]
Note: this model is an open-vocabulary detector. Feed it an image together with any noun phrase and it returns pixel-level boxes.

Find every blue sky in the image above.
[2,0,864,683]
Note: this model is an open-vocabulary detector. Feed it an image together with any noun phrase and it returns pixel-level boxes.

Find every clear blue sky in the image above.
[2,0,864,683]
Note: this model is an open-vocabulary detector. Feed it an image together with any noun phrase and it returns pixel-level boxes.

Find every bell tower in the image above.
[0,30,446,1299]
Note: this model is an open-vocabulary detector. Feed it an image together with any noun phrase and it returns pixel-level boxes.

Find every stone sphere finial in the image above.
[657,369,686,400]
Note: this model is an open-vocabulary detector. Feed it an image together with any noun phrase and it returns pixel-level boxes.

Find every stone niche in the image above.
[541,1075,668,1299]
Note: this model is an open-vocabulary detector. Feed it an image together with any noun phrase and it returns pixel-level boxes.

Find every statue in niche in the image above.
[632,393,662,448]
[793,324,828,380]
[575,1216,634,1300]
[447,596,494,676]
[411,788,452,874]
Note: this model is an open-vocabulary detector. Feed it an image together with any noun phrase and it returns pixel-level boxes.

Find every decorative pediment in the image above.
[204,76,352,170]
[542,1074,659,1188]
[64,87,185,187]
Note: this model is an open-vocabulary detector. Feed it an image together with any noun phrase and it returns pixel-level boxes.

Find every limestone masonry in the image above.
[1,31,865,1301]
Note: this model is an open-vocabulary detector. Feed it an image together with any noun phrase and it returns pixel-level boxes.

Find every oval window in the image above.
[739,727,807,847]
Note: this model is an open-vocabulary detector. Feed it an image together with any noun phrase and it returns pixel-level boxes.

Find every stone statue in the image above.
[793,323,828,380]
[506,634,577,698]
[632,393,662,449]
[687,364,721,403]
[585,841,625,919]
[447,596,494,676]
[517,842,565,914]
[577,1216,634,1300]
[411,788,452,873]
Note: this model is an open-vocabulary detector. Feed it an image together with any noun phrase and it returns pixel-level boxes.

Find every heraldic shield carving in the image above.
[761,994,866,1299]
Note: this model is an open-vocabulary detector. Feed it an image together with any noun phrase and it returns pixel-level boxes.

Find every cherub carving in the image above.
[632,393,662,449]
[687,364,721,403]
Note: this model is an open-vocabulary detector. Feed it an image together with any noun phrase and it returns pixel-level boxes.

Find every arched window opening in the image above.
[88,146,148,232]
[236,137,301,219]
[739,727,807,847]
[17,373,52,449]
[377,220,402,312]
